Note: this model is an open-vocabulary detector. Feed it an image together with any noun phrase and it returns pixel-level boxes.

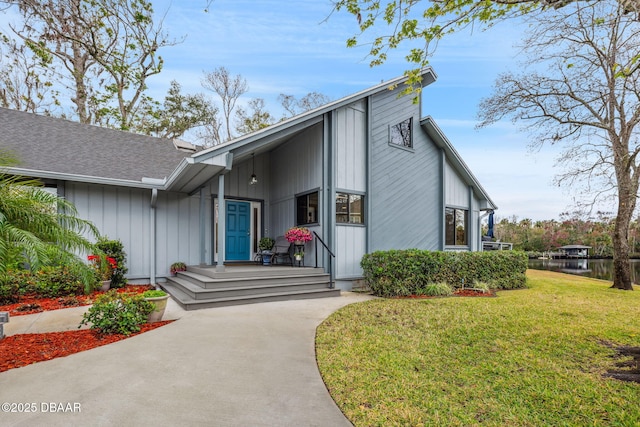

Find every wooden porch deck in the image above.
[160,265,340,310]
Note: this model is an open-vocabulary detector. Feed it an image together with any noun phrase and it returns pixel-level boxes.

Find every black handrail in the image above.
[313,231,335,289]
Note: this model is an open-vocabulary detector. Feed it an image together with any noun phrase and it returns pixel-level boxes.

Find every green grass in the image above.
[316,270,640,426]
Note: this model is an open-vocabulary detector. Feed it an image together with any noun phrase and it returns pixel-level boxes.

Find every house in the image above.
[0,68,497,306]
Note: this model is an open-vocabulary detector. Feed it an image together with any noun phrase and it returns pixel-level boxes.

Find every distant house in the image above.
[558,245,591,259]
[1,68,496,297]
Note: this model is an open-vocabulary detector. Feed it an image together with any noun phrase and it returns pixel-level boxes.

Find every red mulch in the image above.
[0,284,171,373]
[394,289,497,299]
[0,284,155,317]
[0,321,173,373]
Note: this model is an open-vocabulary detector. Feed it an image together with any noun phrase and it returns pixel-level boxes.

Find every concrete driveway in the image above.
[0,293,374,426]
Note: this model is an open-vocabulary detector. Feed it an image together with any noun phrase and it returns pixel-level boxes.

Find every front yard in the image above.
[316,269,640,426]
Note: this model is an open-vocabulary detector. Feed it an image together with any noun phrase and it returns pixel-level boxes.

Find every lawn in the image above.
[316,270,640,426]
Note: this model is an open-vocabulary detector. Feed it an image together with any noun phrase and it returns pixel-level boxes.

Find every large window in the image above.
[296,191,318,225]
[445,207,468,246]
[336,193,364,224]
[389,117,413,148]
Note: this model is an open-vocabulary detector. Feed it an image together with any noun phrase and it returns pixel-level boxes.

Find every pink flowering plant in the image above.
[285,226,313,243]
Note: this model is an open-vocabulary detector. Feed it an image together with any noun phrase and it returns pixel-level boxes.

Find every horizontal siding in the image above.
[369,87,441,251]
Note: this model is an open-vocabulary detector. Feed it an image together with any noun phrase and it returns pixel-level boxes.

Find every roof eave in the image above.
[6,167,166,190]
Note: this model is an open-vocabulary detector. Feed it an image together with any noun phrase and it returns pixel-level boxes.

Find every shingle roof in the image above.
[0,107,193,182]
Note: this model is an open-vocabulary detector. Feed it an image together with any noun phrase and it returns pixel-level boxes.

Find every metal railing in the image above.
[313,231,335,289]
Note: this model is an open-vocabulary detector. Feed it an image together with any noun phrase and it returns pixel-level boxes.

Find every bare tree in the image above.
[202,67,247,142]
[2,0,176,130]
[278,91,331,119]
[479,2,640,290]
[0,35,60,114]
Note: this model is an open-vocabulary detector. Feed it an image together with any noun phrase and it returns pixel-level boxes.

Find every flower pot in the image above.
[295,255,303,261]
[262,251,272,266]
[145,294,169,323]
[294,240,304,245]
[100,280,111,292]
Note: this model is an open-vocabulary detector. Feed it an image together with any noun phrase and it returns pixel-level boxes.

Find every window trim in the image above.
[336,191,365,226]
[388,117,413,150]
[445,206,469,247]
[295,189,320,226]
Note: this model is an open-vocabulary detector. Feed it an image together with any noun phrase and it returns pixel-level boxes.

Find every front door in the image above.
[225,201,251,261]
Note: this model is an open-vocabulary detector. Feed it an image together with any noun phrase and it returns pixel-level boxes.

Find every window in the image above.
[389,117,413,148]
[296,191,318,225]
[336,193,364,224]
[445,207,468,246]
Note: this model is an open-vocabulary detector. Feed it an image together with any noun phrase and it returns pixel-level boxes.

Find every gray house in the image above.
[1,68,496,307]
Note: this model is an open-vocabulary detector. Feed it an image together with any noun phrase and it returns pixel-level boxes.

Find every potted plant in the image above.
[294,250,304,262]
[143,289,170,322]
[87,254,117,291]
[259,237,275,265]
[285,227,313,244]
[170,262,187,276]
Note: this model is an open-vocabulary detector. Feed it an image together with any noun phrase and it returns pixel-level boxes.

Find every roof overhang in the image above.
[420,117,497,211]
[5,167,167,190]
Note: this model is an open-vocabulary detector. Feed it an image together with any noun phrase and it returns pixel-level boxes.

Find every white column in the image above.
[217,174,226,272]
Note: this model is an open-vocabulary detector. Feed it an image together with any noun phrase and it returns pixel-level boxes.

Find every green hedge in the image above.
[0,266,87,303]
[360,250,528,297]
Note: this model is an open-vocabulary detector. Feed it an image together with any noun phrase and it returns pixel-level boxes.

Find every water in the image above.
[528,258,640,284]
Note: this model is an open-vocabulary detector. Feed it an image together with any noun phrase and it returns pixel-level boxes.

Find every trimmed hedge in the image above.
[360,249,528,297]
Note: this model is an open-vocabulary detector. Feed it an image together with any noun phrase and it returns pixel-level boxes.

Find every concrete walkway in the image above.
[0,293,374,426]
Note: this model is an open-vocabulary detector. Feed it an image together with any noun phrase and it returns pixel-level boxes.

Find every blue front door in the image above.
[226,201,251,261]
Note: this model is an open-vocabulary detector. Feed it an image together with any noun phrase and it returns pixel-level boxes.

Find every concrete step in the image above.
[160,282,341,310]
[175,270,331,289]
[185,265,325,280]
[165,276,332,300]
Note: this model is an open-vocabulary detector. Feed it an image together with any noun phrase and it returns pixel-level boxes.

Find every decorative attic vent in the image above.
[173,138,197,153]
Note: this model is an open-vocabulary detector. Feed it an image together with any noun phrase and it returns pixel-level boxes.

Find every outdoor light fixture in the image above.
[249,153,258,185]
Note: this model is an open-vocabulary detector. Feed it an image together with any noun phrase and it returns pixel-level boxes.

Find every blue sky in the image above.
[2,0,578,221]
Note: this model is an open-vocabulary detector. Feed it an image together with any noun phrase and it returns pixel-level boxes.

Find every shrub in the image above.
[361,250,528,297]
[142,289,167,298]
[96,237,128,288]
[419,282,453,296]
[79,290,153,335]
[0,273,20,304]
[32,266,85,297]
[471,281,491,292]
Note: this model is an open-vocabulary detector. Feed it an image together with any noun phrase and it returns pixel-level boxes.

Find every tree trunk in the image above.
[611,187,634,290]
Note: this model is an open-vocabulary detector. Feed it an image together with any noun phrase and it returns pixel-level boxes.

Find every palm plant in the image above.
[0,150,99,290]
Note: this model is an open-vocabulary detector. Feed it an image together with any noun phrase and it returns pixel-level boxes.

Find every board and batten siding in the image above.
[369,87,441,252]
[65,182,208,280]
[444,160,470,208]
[334,101,367,279]
[268,123,323,262]
[444,160,484,251]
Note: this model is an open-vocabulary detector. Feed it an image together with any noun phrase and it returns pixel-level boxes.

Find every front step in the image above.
[161,266,340,310]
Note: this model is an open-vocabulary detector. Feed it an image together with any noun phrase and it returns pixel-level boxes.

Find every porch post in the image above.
[199,187,206,266]
[217,174,226,272]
